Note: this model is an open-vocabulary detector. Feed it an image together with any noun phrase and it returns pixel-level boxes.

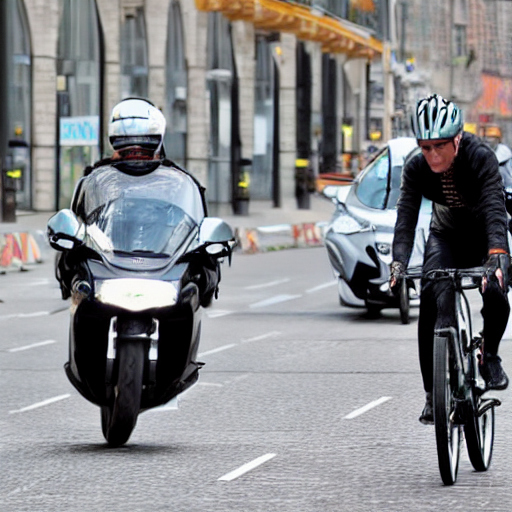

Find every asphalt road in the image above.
[1,246,511,511]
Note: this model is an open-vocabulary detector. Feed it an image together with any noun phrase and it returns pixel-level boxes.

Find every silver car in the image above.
[323,137,431,316]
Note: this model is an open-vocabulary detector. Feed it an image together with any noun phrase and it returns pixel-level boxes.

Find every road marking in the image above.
[8,340,56,352]
[9,394,71,414]
[0,311,50,321]
[344,397,392,419]
[19,278,51,286]
[241,331,281,343]
[249,294,301,309]
[306,281,337,293]
[245,278,290,290]
[198,344,237,358]
[206,310,233,319]
[218,453,277,481]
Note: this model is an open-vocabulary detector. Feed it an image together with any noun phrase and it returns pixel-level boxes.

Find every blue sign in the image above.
[60,116,99,146]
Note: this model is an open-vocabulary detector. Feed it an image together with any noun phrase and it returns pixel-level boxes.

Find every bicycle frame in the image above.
[406,266,499,485]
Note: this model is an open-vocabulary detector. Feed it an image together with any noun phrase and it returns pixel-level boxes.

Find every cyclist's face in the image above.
[418,135,461,173]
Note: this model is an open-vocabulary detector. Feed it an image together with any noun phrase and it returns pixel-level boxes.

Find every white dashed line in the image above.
[198,344,237,358]
[218,453,277,481]
[306,281,337,293]
[8,340,56,352]
[9,394,71,414]
[241,331,281,343]
[245,278,290,290]
[206,310,233,318]
[344,397,392,419]
[249,294,301,309]
[0,311,50,321]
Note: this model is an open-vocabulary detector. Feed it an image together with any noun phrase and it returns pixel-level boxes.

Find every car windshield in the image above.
[355,151,391,209]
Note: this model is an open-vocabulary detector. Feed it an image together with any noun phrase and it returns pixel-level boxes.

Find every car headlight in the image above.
[376,242,392,264]
[331,214,371,235]
[95,278,178,311]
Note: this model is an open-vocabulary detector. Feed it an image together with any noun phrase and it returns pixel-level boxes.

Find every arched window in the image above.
[120,6,148,98]
[206,12,234,205]
[57,0,103,209]
[165,0,187,166]
[7,0,32,209]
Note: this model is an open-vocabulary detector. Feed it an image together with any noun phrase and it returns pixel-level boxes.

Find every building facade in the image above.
[6,0,387,214]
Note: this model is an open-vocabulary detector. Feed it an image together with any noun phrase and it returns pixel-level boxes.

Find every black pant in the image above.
[418,229,510,392]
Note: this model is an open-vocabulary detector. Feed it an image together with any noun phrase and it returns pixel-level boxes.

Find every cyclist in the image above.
[390,94,510,425]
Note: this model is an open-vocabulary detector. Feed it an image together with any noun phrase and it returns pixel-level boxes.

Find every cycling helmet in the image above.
[411,94,463,140]
[108,97,166,158]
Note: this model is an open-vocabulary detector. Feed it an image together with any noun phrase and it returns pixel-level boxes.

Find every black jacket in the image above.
[393,132,509,266]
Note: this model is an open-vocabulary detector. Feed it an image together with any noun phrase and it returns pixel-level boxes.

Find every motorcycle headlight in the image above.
[331,214,371,235]
[95,278,178,311]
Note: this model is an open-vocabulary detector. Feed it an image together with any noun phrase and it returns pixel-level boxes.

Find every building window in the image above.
[8,0,32,209]
[454,24,466,57]
[165,0,187,167]
[57,0,103,209]
[120,7,148,99]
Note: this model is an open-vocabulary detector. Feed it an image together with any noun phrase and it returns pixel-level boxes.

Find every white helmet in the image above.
[108,97,166,157]
[411,94,463,140]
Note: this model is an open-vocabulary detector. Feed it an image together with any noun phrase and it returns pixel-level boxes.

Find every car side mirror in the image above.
[47,209,84,251]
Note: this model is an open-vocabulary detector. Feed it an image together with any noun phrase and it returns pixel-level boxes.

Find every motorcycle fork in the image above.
[106,316,159,387]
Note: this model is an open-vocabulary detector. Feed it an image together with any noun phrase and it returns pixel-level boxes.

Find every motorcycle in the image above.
[47,165,234,446]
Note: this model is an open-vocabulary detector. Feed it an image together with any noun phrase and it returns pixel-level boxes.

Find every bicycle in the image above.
[405,266,501,486]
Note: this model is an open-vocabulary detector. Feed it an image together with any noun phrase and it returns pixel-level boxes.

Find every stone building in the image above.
[5,0,387,214]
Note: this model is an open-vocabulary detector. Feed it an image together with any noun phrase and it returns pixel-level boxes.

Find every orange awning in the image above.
[195,0,383,58]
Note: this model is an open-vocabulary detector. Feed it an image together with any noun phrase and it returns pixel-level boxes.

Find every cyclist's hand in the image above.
[389,261,406,294]
[482,252,510,292]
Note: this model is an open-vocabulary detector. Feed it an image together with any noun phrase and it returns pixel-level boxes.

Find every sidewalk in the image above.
[0,193,335,270]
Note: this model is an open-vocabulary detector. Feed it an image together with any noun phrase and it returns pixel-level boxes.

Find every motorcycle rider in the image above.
[56,97,220,307]
[390,94,510,425]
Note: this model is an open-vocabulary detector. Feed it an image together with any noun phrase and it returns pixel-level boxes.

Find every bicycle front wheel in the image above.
[465,397,495,471]
[433,334,462,486]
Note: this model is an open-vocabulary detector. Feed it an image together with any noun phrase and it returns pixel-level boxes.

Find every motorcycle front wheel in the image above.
[101,341,144,447]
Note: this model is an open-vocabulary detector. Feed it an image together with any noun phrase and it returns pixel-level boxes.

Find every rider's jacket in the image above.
[393,131,509,267]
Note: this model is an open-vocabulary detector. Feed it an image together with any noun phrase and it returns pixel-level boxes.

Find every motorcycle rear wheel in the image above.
[101,341,144,447]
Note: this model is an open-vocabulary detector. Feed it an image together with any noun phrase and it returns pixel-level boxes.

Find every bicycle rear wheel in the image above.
[433,334,462,485]
[465,396,495,471]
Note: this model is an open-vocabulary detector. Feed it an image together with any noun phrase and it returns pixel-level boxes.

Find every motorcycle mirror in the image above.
[47,209,84,251]
[198,217,234,245]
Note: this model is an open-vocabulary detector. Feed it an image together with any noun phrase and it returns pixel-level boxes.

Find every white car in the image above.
[323,137,430,315]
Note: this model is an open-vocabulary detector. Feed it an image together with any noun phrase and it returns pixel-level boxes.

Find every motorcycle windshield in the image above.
[79,166,205,269]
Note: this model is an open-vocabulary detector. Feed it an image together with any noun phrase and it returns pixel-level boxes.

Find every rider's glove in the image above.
[484,250,510,290]
[389,260,406,294]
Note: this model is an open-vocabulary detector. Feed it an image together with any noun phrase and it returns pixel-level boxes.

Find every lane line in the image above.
[8,340,57,353]
[218,453,277,481]
[206,310,233,319]
[241,331,281,343]
[198,344,237,358]
[245,279,290,290]
[344,396,392,419]
[306,281,337,293]
[0,311,50,321]
[249,294,302,309]
[9,394,71,414]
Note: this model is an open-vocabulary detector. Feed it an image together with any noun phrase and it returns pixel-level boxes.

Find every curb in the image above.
[0,219,329,272]
[0,230,47,272]
[234,221,327,253]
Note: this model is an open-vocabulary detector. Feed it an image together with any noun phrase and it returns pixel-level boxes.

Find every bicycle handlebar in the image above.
[403,266,485,289]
